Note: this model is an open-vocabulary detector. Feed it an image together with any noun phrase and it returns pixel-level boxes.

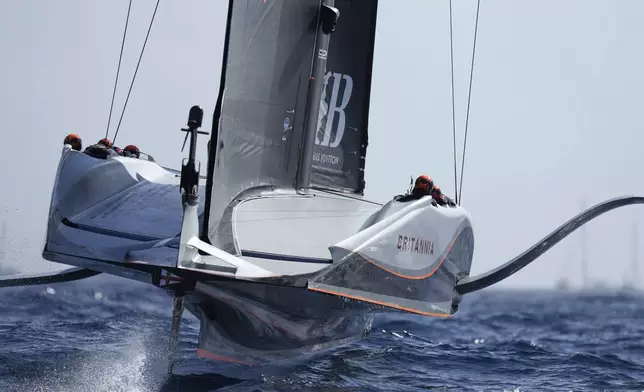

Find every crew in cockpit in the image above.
[122,144,140,159]
[395,175,433,202]
[63,133,82,151]
[430,185,448,206]
[84,138,118,159]
[430,184,456,207]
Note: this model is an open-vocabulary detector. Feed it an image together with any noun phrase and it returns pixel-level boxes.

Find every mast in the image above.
[296,1,339,192]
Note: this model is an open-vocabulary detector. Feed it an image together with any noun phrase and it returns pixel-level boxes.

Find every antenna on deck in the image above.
[172,105,206,375]
[180,105,208,200]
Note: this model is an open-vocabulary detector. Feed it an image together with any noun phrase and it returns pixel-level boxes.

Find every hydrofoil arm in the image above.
[0,267,100,288]
[456,196,644,295]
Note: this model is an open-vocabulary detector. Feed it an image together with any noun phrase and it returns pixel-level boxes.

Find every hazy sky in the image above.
[1,0,643,290]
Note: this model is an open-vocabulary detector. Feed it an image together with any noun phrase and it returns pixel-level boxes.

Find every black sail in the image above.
[311,0,378,194]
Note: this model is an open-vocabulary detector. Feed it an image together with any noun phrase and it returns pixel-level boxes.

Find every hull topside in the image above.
[43,145,476,368]
[45,148,378,277]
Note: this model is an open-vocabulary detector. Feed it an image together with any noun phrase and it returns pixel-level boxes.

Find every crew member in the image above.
[97,138,113,148]
[430,185,448,206]
[431,184,457,207]
[395,175,434,202]
[84,137,117,159]
[123,144,140,159]
[63,133,82,151]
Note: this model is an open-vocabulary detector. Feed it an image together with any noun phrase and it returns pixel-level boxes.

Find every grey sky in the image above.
[1,0,642,289]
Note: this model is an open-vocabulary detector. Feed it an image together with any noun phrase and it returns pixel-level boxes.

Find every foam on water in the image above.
[0,276,643,391]
[64,333,163,392]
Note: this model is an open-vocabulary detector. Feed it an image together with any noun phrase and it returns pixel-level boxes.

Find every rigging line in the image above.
[457,0,481,204]
[105,0,133,139]
[448,0,459,205]
[112,0,161,145]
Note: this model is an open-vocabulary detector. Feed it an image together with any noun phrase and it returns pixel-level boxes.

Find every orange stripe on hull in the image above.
[196,349,252,366]
[308,286,451,318]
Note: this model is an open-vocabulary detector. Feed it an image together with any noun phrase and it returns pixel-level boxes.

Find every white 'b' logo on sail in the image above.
[316,72,353,148]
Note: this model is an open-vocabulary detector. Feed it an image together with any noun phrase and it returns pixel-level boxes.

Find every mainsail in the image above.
[204,0,322,251]
[311,0,378,194]
[204,0,380,251]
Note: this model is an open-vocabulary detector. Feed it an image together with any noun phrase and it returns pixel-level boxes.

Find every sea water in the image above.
[0,274,643,391]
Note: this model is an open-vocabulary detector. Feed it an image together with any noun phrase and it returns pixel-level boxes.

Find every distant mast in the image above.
[631,222,639,287]
[580,198,589,289]
[0,220,5,262]
[555,244,571,291]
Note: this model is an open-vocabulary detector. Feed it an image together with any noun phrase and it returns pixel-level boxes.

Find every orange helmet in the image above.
[414,175,433,193]
[64,133,82,151]
[98,138,113,148]
[124,144,140,158]
[431,184,441,194]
